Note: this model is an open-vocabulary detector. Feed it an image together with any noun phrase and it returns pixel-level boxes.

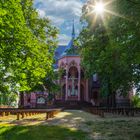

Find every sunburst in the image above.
[94,2,105,14]
[85,0,126,24]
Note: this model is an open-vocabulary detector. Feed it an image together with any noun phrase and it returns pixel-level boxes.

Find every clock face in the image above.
[37,97,45,104]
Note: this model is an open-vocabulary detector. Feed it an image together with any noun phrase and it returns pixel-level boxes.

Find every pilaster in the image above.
[65,66,68,100]
[78,65,81,101]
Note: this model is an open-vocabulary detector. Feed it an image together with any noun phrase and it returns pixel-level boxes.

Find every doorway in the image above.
[80,84,84,101]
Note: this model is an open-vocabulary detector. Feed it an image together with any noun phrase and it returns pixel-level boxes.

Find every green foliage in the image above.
[0,92,18,107]
[79,0,140,96]
[0,0,58,96]
[132,95,140,107]
[32,69,61,97]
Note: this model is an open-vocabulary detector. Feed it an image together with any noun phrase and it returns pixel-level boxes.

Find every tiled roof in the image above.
[54,45,67,60]
[53,21,79,69]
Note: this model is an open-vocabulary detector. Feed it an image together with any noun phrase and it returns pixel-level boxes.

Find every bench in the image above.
[0,108,62,120]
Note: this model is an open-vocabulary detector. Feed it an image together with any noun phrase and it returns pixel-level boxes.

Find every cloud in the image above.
[48,15,64,27]
[34,0,84,45]
[34,0,83,26]
[58,34,71,45]
[37,9,46,18]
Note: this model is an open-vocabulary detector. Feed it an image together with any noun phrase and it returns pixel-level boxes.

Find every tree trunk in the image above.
[107,78,112,107]
[20,92,24,108]
[107,80,116,108]
[107,94,110,107]
[112,91,116,108]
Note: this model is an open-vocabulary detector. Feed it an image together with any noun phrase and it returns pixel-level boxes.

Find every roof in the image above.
[53,20,79,69]
[60,39,75,57]
[54,45,66,59]
[54,39,79,60]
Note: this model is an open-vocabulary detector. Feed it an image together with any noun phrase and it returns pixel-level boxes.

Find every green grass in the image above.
[85,120,140,140]
[1,121,140,140]
[0,111,140,140]
[0,125,89,140]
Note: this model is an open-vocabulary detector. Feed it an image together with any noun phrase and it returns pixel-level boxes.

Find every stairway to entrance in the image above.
[54,100,92,109]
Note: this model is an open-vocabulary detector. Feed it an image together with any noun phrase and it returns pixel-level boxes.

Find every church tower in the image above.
[61,20,78,56]
[56,20,89,103]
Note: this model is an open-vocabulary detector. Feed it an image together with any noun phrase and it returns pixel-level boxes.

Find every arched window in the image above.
[93,74,98,82]
[68,66,78,78]
[37,97,45,104]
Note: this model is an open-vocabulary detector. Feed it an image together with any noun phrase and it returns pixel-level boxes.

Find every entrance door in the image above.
[93,91,99,106]
[62,84,66,100]
[80,84,84,101]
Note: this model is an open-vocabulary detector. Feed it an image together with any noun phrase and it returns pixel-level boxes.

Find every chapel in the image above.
[19,23,132,108]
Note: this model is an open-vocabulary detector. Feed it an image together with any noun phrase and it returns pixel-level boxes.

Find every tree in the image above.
[0,0,58,101]
[78,0,140,106]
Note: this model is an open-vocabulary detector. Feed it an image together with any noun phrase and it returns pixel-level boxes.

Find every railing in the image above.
[84,107,140,117]
[100,107,140,116]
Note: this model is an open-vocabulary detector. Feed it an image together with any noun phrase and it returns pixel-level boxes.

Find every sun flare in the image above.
[86,0,126,27]
[94,2,105,14]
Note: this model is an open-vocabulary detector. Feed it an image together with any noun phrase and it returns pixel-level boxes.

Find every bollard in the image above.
[17,113,20,120]
[46,112,49,120]
[21,113,25,119]
[7,112,10,116]
[25,113,28,117]
[2,112,5,117]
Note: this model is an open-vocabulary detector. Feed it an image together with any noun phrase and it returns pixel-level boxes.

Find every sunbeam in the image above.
[94,2,105,14]
[85,0,127,26]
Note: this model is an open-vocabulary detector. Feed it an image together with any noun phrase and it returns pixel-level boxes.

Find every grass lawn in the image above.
[0,110,140,140]
[85,120,140,140]
[0,125,89,140]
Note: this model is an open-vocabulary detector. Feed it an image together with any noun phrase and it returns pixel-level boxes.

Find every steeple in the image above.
[60,19,78,57]
[72,19,75,39]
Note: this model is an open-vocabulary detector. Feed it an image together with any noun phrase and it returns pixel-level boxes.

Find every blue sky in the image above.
[34,0,86,45]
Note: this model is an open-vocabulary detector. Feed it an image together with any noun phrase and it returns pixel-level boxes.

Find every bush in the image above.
[131,95,140,107]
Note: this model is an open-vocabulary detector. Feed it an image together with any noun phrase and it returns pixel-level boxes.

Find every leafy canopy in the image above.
[78,0,140,95]
[0,0,58,95]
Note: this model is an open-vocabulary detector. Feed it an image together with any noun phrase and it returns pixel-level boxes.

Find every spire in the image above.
[61,19,78,56]
[72,19,75,39]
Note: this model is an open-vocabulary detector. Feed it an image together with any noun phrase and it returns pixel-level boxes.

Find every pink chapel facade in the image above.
[19,23,133,108]
[19,56,101,108]
[19,92,49,108]
[56,56,89,102]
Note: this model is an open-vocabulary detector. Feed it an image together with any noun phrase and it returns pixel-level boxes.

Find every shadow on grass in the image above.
[0,125,90,140]
[84,120,140,140]
[5,110,92,128]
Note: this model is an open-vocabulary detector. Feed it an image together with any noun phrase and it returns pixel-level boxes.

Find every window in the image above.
[37,97,45,104]
[93,74,98,81]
